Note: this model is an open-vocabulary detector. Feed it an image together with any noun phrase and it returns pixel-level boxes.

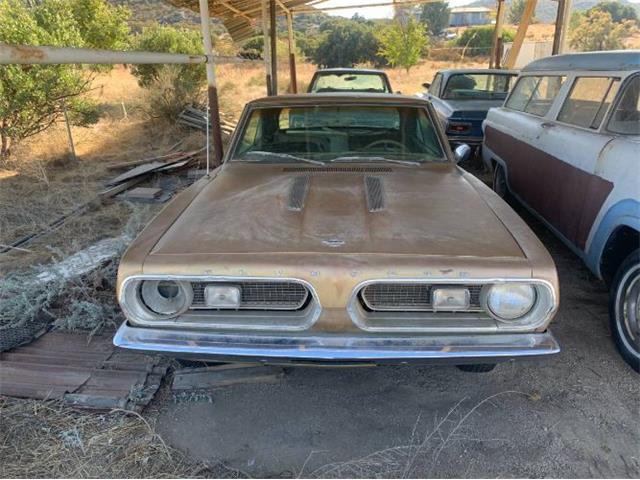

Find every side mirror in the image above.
[422,82,431,89]
[454,144,472,164]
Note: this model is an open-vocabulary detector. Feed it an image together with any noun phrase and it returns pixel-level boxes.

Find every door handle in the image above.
[541,122,556,129]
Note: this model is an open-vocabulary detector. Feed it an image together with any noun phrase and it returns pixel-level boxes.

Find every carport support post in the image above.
[503,0,537,69]
[552,0,571,54]
[490,0,506,68]
[261,0,273,95]
[269,0,278,95]
[286,10,298,93]
[198,0,223,166]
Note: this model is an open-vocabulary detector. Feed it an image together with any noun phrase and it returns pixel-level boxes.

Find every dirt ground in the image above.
[153,205,640,478]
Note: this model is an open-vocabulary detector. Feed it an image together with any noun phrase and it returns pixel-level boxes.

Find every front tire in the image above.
[609,250,640,373]
[492,163,510,200]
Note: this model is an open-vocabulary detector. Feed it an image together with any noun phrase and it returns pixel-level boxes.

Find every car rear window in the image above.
[309,73,388,93]
[506,75,566,117]
[442,73,515,100]
[608,75,640,135]
[557,77,620,129]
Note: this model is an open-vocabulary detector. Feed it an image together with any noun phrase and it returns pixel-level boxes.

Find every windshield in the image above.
[232,105,446,164]
[309,73,390,93]
[442,73,516,100]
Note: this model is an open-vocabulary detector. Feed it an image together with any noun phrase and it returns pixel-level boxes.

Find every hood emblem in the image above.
[322,237,345,248]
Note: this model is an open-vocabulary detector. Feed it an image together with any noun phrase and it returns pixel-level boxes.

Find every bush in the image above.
[454,25,515,56]
[131,25,207,120]
[570,10,635,51]
[310,17,383,67]
[377,17,428,72]
[0,0,129,159]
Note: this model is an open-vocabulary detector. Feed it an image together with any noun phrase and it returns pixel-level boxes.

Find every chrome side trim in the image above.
[119,275,322,332]
[347,277,558,333]
[113,322,561,364]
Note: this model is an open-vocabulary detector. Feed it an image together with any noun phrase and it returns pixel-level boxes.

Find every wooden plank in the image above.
[504,0,537,69]
[172,364,284,390]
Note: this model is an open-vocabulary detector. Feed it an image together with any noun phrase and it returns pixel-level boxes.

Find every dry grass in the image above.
[0,398,245,479]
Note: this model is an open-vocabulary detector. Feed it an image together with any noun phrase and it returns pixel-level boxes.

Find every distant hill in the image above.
[466,0,640,22]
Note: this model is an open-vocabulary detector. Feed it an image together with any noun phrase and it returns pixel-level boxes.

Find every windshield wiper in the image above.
[241,151,326,166]
[330,156,421,166]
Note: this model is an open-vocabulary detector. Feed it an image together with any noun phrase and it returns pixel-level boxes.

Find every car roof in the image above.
[314,68,387,75]
[522,50,640,72]
[437,68,519,76]
[246,93,430,108]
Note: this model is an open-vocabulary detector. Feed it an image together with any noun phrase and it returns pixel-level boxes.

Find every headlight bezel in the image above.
[480,281,556,330]
[121,278,193,323]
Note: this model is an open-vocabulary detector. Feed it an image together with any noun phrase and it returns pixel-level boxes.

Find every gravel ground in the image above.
[155,206,640,478]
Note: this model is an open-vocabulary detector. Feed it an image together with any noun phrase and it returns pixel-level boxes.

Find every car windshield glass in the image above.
[310,73,389,93]
[442,73,516,100]
[232,105,446,163]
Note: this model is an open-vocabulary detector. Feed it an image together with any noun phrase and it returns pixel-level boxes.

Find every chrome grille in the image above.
[361,283,483,312]
[190,281,309,310]
[288,175,310,211]
[364,176,385,212]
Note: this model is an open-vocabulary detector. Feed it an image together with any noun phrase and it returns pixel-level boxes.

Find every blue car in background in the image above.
[419,69,518,149]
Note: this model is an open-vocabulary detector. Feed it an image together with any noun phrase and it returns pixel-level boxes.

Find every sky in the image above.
[313,0,640,19]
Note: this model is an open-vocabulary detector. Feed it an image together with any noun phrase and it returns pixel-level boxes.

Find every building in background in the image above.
[449,7,492,26]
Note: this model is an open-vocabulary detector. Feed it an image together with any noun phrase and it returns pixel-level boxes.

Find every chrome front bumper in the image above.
[114,323,560,365]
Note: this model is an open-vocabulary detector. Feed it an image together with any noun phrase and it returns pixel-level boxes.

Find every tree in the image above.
[508,0,535,24]
[454,25,515,56]
[310,17,381,68]
[130,26,205,89]
[0,0,130,159]
[570,10,635,51]
[419,1,450,36]
[377,17,428,72]
[588,0,638,24]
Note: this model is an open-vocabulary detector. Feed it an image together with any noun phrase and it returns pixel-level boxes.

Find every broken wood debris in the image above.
[0,331,167,412]
[172,363,285,391]
[122,187,163,200]
[178,106,237,135]
[105,149,203,187]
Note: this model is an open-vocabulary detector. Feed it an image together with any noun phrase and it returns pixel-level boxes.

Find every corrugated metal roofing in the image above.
[167,0,316,43]
[0,331,166,411]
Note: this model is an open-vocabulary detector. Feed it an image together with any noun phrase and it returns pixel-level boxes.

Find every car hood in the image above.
[148,162,524,258]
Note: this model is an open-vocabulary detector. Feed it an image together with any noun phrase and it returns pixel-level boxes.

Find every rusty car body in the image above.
[114,93,560,368]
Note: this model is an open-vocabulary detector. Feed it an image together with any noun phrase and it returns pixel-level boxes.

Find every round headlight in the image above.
[485,283,536,321]
[139,280,193,317]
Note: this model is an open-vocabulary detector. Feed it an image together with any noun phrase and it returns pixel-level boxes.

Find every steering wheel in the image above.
[363,139,406,151]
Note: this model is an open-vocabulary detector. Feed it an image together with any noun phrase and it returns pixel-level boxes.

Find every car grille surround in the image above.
[190,281,309,311]
[360,283,483,312]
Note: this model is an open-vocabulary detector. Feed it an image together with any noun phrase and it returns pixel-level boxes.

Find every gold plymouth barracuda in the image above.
[114,93,560,370]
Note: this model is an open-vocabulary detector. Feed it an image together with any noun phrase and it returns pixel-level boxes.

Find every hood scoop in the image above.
[364,176,386,212]
[287,175,310,211]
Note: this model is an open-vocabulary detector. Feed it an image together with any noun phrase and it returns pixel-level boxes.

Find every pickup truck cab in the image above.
[483,51,640,372]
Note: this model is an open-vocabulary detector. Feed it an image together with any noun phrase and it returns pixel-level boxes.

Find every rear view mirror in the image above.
[422,82,431,89]
[454,144,471,164]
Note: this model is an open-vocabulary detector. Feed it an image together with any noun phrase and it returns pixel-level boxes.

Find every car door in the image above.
[532,75,621,250]
[484,74,567,217]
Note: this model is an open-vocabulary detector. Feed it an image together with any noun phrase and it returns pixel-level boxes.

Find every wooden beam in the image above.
[503,0,537,69]
[490,0,506,68]
[552,0,572,54]
[199,0,223,166]
[270,0,278,95]
[261,0,272,96]
[285,10,297,93]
